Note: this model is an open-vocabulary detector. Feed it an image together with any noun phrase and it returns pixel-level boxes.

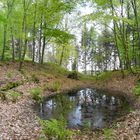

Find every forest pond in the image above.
[36,88,130,130]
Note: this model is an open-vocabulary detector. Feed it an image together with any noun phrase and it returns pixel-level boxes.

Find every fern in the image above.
[103,128,114,140]
[134,85,140,96]
[39,117,73,140]
[30,87,43,102]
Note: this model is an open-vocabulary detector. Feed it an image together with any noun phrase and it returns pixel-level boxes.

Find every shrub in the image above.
[134,85,140,96]
[48,81,61,92]
[31,74,40,83]
[38,138,46,140]
[6,72,13,78]
[82,120,91,131]
[96,71,112,81]
[103,128,114,140]
[39,117,73,140]
[42,84,48,91]
[0,91,7,101]
[1,82,20,91]
[30,87,43,102]
[9,91,22,102]
[67,71,79,80]
[52,81,61,91]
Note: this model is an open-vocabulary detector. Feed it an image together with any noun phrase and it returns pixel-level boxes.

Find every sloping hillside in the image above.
[0,61,140,140]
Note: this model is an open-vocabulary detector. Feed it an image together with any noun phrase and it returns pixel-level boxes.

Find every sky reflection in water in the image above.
[39,88,127,129]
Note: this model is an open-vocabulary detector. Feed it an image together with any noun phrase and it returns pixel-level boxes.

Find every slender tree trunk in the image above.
[132,28,137,66]
[131,0,140,67]
[41,35,46,64]
[110,0,125,77]
[19,0,27,70]
[1,0,15,60]
[91,60,94,75]
[110,0,124,70]
[84,47,87,74]
[1,24,7,60]
[11,27,15,61]
[119,0,132,72]
[39,15,43,63]
[60,45,65,66]
[32,3,37,63]
[41,21,47,64]
[21,33,28,62]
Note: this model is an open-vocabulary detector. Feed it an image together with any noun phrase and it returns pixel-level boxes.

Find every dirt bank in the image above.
[0,62,140,140]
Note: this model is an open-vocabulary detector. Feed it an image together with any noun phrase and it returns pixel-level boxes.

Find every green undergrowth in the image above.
[95,71,113,82]
[8,91,22,102]
[78,73,96,81]
[0,82,21,91]
[0,61,136,88]
[134,75,140,96]
[30,87,43,102]
[93,70,132,83]
[42,62,69,76]
[25,62,96,81]
[67,71,79,80]
[40,63,96,81]
[45,81,62,92]
[103,128,114,140]
[31,74,40,83]
[0,90,22,102]
[134,85,140,96]
[39,117,73,140]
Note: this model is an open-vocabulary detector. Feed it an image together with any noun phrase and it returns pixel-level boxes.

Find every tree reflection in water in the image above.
[39,88,129,130]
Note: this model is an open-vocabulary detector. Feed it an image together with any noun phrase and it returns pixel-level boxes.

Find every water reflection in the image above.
[38,88,128,129]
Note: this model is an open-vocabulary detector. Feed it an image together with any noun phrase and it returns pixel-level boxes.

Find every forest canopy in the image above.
[0,0,140,74]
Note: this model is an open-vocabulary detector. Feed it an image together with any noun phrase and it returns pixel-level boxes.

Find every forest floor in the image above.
[0,61,140,140]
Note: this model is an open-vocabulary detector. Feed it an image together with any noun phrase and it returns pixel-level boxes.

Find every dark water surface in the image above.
[36,88,129,130]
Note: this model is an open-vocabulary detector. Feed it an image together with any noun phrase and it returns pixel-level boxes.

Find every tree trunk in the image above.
[11,27,15,61]
[131,0,140,67]
[39,15,43,63]
[1,24,7,60]
[41,35,46,64]
[19,0,27,70]
[60,45,65,66]
[32,3,37,63]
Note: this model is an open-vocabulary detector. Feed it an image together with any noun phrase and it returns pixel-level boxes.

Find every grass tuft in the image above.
[30,87,43,102]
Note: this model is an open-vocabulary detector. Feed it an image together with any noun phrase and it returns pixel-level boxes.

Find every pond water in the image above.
[36,88,129,130]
